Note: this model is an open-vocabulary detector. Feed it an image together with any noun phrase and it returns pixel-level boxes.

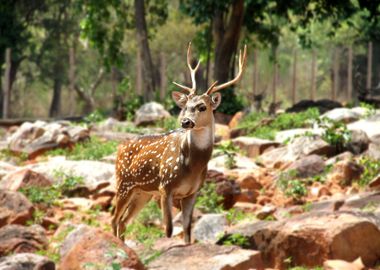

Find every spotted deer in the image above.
[112,43,247,244]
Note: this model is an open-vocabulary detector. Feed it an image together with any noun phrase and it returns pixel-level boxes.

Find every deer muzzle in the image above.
[181,118,195,129]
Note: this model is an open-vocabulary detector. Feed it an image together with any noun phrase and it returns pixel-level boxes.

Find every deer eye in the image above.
[198,105,207,112]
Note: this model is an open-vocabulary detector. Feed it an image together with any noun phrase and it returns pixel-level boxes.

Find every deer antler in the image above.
[173,42,200,95]
[206,45,247,95]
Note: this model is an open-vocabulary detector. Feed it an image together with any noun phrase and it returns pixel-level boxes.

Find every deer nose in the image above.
[181,118,195,129]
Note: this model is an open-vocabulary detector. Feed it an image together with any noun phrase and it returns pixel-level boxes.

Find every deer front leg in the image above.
[181,192,197,244]
[160,187,173,238]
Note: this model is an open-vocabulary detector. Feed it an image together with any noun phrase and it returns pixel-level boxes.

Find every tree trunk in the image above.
[49,77,62,117]
[310,50,317,100]
[68,44,76,116]
[134,0,156,102]
[291,49,297,105]
[2,48,11,119]
[159,52,167,101]
[213,0,244,84]
[367,42,373,92]
[347,45,353,101]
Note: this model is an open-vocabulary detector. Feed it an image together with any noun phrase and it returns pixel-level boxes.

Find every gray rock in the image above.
[193,214,227,242]
[148,243,264,270]
[232,136,280,158]
[0,190,34,228]
[0,253,55,270]
[287,154,325,178]
[59,224,90,258]
[134,102,170,126]
[346,129,370,155]
[322,108,361,123]
[275,128,323,143]
[26,159,116,194]
[348,113,380,138]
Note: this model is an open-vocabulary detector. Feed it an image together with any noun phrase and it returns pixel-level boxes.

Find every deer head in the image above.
[171,43,247,131]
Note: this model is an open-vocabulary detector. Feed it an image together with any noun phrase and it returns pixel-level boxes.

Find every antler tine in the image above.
[207,45,247,95]
[172,42,200,94]
[205,81,219,95]
[187,42,200,93]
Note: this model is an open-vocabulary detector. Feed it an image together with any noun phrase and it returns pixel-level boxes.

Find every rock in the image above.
[368,134,380,159]
[275,128,323,144]
[321,108,361,123]
[286,154,325,178]
[369,174,380,189]
[148,243,264,270]
[0,169,52,191]
[208,178,240,210]
[286,99,342,114]
[328,160,363,186]
[0,225,48,256]
[0,190,34,228]
[348,113,380,138]
[232,137,280,158]
[256,205,276,220]
[7,121,89,158]
[59,226,144,270]
[323,257,365,270]
[0,253,55,270]
[236,174,262,190]
[229,111,244,129]
[221,211,380,269]
[208,154,259,173]
[260,136,335,168]
[325,152,354,166]
[346,129,369,154]
[26,159,115,195]
[59,197,94,211]
[215,124,230,141]
[0,161,17,181]
[134,102,170,126]
[193,214,227,243]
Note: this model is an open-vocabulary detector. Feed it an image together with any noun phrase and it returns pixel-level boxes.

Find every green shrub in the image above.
[83,110,106,124]
[360,102,376,117]
[214,141,238,169]
[196,182,224,213]
[357,157,380,187]
[46,136,118,160]
[219,233,250,248]
[316,118,352,151]
[278,170,307,199]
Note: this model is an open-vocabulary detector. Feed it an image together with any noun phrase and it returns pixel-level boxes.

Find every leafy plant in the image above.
[46,136,118,160]
[360,102,376,117]
[26,209,45,225]
[214,140,239,169]
[195,182,224,213]
[226,208,255,225]
[278,170,307,200]
[84,110,106,124]
[357,157,380,187]
[316,118,352,152]
[219,233,250,248]
[54,170,85,195]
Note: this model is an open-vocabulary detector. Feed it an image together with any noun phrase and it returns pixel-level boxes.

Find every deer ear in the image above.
[172,91,188,108]
[211,93,221,110]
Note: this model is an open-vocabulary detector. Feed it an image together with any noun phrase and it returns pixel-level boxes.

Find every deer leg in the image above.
[160,189,173,238]
[112,189,135,239]
[118,192,152,240]
[181,192,197,244]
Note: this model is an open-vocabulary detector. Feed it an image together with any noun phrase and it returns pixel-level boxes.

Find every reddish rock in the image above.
[328,160,364,186]
[59,227,145,270]
[236,189,260,203]
[286,154,325,178]
[369,174,380,189]
[223,211,380,269]
[236,174,262,190]
[0,253,55,270]
[229,111,244,129]
[149,243,264,270]
[0,169,52,191]
[0,190,34,228]
[232,137,280,158]
[0,225,48,256]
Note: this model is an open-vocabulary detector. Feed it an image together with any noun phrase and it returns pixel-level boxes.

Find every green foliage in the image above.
[46,137,118,160]
[219,233,250,248]
[360,102,377,117]
[216,88,245,115]
[196,182,224,213]
[26,209,45,225]
[226,208,255,225]
[357,157,380,187]
[155,116,178,132]
[0,149,29,165]
[84,110,106,124]
[214,140,238,169]
[20,171,84,206]
[316,118,352,151]
[240,108,320,140]
[83,206,102,227]
[278,170,307,199]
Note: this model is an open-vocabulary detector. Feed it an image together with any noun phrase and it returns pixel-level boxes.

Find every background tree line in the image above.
[1,0,380,119]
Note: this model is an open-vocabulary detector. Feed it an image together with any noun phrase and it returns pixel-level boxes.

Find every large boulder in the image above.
[0,253,55,270]
[220,211,380,269]
[348,113,380,138]
[232,137,280,158]
[260,136,335,168]
[7,121,89,158]
[0,190,34,228]
[148,243,264,270]
[193,214,227,242]
[0,169,52,191]
[134,102,171,126]
[368,134,380,160]
[59,226,145,270]
[26,159,115,195]
[0,161,17,181]
[0,225,48,256]
[321,108,361,123]
[286,154,325,178]
[275,128,324,144]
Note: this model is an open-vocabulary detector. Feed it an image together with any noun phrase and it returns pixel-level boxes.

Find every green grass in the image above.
[218,233,250,248]
[195,182,224,213]
[46,136,118,160]
[357,157,380,187]
[278,170,307,200]
[239,108,320,140]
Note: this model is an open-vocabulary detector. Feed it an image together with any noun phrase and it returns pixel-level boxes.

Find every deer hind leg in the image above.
[181,193,197,244]
[160,188,173,238]
[112,189,135,239]
[118,191,152,240]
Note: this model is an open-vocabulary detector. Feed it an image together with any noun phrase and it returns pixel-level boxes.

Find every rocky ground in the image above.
[1,101,380,270]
